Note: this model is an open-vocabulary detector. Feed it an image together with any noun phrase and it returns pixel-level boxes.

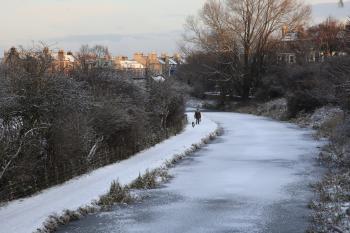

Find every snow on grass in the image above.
[0,114,218,233]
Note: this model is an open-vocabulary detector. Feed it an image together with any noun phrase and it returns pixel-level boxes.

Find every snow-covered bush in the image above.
[0,45,187,203]
[257,98,288,120]
[310,107,344,132]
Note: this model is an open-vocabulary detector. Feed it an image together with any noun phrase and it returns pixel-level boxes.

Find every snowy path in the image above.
[58,112,324,233]
[0,114,218,233]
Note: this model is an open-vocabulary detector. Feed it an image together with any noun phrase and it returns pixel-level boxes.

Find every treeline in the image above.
[179,0,310,101]
[255,56,350,118]
[178,11,350,119]
[178,0,349,107]
[0,46,186,202]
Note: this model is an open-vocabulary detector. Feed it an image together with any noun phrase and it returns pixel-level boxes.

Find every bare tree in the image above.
[0,126,48,180]
[76,44,93,73]
[91,45,110,60]
[76,44,111,72]
[4,44,54,77]
[308,17,345,56]
[184,0,310,100]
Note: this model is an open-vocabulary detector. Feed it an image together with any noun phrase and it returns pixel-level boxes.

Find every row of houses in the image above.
[275,23,350,64]
[5,22,347,77]
[2,47,79,74]
[2,47,183,77]
[115,52,183,77]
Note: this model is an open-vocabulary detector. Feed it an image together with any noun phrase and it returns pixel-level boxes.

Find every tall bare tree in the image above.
[184,0,310,99]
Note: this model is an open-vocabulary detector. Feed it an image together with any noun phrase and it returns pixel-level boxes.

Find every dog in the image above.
[192,122,196,128]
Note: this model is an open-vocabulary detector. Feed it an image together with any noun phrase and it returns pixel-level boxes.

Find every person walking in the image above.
[194,108,202,125]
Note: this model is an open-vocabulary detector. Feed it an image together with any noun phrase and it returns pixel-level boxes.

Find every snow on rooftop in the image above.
[169,58,177,65]
[158,58,166,65]
[65,55,75,62]
[152,75,165,82]
[51,53,75,62]
[119,60,144,69]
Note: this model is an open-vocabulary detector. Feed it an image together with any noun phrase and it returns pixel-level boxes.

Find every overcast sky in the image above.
[0,0,348,57]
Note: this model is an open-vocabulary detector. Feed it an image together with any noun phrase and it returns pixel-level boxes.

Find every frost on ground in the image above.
[293,106,345,136]
[0,114,218,233]
[310,171,350,233]
[235,99,350,233]
[310,118,350,233]
[310,107,344,130]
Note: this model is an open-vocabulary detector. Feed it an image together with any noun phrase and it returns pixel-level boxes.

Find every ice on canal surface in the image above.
[58,113,324,233]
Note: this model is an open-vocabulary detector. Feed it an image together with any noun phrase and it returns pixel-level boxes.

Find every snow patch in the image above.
[152,75,165,82]
[310,106,344,130]
[0,114,218,233]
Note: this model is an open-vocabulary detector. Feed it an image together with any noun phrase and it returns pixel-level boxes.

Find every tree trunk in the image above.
[242,50,251,101]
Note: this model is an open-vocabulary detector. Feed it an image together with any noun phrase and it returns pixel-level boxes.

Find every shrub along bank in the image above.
[0,47,187,203]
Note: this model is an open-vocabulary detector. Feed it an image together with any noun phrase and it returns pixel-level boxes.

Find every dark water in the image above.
[58,113,324,233]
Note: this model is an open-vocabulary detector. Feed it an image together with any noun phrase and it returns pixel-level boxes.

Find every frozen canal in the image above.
[58,112,323,233]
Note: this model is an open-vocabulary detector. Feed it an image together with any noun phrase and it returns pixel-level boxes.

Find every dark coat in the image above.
[194,111,201,119]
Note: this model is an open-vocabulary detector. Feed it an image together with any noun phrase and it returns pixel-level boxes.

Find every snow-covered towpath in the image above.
[0,114,218,233]
[59,112,324,233]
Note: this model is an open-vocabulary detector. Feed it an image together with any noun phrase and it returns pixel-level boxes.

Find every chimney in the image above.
[282,25,288,38]
[133,52,143,63]
[58,49,65,61]
[148,52,158,62]
[10,47,18,56]
[133,52,143,59]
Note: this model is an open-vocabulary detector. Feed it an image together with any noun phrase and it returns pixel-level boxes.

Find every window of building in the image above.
[277,55,283,63]
[289,55,296,64]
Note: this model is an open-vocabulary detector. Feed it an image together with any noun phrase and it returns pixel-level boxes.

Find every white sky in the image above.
[0,0,347,56]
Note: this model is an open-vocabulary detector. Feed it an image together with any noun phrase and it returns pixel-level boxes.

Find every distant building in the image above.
[2,47,184,77]
[114,56,145,76]
[276,26,324,64]
[133,52,162,75]
[133,52,182,76]
[276,22,350,65]
[51,49,77,74]
[281,26,299,42]
[158,53,182,76]
[93,55,114,69]
[3,47,21,66]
